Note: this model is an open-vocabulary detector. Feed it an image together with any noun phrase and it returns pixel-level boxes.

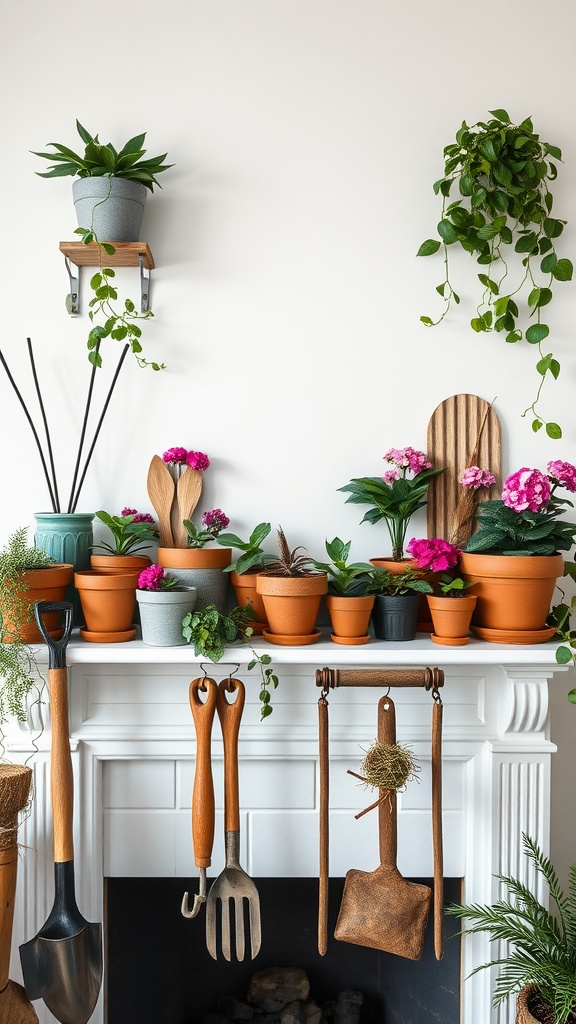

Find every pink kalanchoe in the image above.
[202,508,230,535]
[406,537,461,572]
[383,447,432,474]
[502,467,551,513]
[121,507,155,524]
[138,564,166,591]
[459,466,497,490]
[162,447,189,465]
[547,460,576,493]
[187,450,210,472]
[383,468,400,484]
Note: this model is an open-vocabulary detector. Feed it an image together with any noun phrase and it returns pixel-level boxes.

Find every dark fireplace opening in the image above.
[105,877,461,1024]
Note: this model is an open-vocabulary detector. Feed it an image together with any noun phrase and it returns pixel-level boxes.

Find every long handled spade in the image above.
[20,601,102,1024]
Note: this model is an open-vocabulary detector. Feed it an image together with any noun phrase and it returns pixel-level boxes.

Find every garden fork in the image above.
[206,678,261,961]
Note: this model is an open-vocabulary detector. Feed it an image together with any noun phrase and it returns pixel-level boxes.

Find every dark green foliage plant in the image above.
[217,522,275,575]
[312,537,374,596]
[181,603,279,720]
[448,834,576,1022]
[465,500,576,557]
[92,510,157,556]
[418,109,573,438]
[367,567,433,597]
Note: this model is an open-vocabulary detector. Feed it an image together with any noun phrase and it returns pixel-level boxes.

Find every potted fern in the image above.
[256,528,327,644]
[448,833,576,1023]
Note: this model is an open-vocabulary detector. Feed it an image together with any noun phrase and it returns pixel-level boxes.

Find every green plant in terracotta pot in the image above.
[181,603,279,719]
[216,521,275,626]
[368,566,432,641]
[312,537,374,645]
[460,460,576,636]
[256,528,327,643]
[448,833,576,1023]
[91,507,156,576]
[407,537,476,646]
[339,446,445,563]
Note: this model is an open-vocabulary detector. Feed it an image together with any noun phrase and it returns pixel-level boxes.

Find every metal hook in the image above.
[181,867,207,919]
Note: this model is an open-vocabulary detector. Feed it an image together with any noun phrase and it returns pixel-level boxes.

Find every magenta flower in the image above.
[121,507,155,524]
[502,468,551,512]
[547,460,576,493]
[202,508,230,536]
[138,564,167,591]
[407,537,461,572]
[459,466,497,490]
[162,447,189,465]
[187,450,210,472]
[383,468,400,484]
[383,447,432,474]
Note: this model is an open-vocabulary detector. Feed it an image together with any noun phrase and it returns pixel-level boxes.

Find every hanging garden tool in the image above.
[181,677,218,919]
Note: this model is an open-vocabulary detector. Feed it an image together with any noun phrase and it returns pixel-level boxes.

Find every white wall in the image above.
[1,0,575,880]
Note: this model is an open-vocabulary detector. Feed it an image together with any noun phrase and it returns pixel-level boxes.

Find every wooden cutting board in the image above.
[426,394,501,544]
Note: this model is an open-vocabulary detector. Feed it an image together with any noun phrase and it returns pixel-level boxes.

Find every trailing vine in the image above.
[418,109,572,439]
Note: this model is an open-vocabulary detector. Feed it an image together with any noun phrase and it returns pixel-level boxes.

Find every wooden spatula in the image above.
[147,455,176,548]
[173,468,203,548]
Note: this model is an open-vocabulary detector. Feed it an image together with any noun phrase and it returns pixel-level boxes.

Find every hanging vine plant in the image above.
[418,109,572,439]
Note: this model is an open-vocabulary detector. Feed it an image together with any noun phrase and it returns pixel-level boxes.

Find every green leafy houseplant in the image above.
[217,522,275,575]
[368,567,433,597]
[183,509,231,549]
[181,604,279,720]
[418,108,573,438]
[448,833,576,1023]
[33,121,172,370]
[547,561,576,677]
[92,509,157,556]
[312,537,374,596]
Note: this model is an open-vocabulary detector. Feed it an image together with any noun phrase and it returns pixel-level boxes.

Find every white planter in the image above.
[136,587,197,646]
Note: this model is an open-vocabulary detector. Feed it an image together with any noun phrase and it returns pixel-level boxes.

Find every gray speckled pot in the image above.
[162,568,230,613]
[136,587,197,646]
[72,176,147,242]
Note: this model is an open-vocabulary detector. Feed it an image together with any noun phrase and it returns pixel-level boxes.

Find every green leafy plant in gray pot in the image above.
[418,108,573,439]
[33,120,173,370]
[368,567,432,641]
[448,833,576,1023]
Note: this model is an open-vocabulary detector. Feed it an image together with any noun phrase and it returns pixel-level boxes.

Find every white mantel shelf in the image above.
[11,633,568,1024]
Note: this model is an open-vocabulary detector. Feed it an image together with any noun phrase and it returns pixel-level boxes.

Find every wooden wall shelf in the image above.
[59,241,154,269]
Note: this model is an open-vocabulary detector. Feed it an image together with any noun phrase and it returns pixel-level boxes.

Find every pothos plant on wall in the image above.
[418,108,573,439]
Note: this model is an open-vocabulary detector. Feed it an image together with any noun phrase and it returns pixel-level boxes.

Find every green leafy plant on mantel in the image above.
[548,561,576,688]
[33,120,172,370]
[418,109,573,439]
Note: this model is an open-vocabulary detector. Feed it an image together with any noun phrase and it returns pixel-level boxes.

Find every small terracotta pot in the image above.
[427,595,477,645]
[326,595,374,641]
[74,570,137,635]
[90,554,151,581]
[157,547,231,569]
[460,552,564,631]
[369,557,417,572]
[230,570,267,624]
[256,573,327,636]
[2,564,74,643]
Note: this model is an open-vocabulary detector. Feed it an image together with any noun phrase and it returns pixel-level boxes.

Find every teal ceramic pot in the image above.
[136,587,197,646]
[35,512,95,624]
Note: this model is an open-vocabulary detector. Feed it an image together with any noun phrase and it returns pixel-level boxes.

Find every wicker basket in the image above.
[516,985,561,1024]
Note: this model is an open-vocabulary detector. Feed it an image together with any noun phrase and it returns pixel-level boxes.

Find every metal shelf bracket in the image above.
[64,256,79,316]
[139,253,151,313]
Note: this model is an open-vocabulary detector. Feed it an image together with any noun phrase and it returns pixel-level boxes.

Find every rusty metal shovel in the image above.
[20,601,102,1024]
[334,695,431,960]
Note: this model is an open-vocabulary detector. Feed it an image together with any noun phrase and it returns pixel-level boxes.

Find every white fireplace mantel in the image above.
[7,636,568,1024]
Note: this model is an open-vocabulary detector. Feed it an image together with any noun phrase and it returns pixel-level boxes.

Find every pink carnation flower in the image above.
[383,468,400,484]
[121,507,155,524]
[202,508,230,535]
[162,447,189,465]
[459,466,497,490]
[502,468,551,512]
[187,450,210,472]
[406,537,461,572]
[383,447,432,474]
[547,460,576,493]
[138,564,166,591]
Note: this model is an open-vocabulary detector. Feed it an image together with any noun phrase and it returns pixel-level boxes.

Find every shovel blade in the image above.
[20,922,102,1024]
[334,864,431,960]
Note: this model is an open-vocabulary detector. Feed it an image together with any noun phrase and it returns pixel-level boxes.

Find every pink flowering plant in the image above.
[162,447,210,479]
[137,564,179,591]
[183,509,231,548]
[339,447,445,560]
[407,537,475,597]
[465,461,576,556]
[92,508,157,555]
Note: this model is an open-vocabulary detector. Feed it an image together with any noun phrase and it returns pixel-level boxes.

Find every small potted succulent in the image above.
[135,564,197,647]
[407,538,476,646]
[256,528,327,644]
[216,521,275,626]
[339,446,445,564]
[312,537,374,645]
[90,508,156,575]
[368,566,433,641]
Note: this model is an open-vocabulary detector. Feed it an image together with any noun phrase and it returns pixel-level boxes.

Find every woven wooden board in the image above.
[426,394,501,543]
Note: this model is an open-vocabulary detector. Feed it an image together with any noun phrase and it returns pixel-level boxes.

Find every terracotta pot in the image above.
[369,557,416,572]
[2,564,74,643]
[74,570,137,637]
[90,554,151,581]
[256,573,327,636]
[230,570,267,624]
[157,546,232,613]
[427,594,477,645]
[460,552,564,631]
[326,594,375,642]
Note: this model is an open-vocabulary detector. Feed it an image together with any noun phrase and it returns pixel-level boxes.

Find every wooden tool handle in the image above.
[189,678,217,868]
[317,668,443,690]
[49,666,74,864]
[432,699,444,960]
[0,848,18,991]
[217,679,245,832]
[378,696,397,869]
[318,695,329,956]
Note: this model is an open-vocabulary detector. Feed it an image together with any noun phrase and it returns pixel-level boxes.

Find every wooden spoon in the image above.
[173,468,203,548]
[147,455,176,548]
